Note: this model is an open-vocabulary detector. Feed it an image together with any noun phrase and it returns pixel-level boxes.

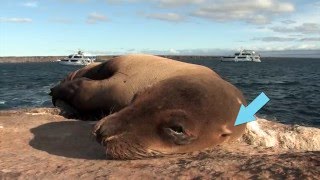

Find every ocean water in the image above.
[0,58,319,127]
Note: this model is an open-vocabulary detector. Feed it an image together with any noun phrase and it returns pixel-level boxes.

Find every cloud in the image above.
[253,36,296,42]
[86,50,110,55]
[190,0,294,25]
[313,1,320,8]
[86,12,109,24]
[156,0,204,7]
[281,19,296,24]
[299,37,320,42]
[105,0,142,4]
[294,23,320,33]
[21,1,38,8]
[259,49,320,58]
[60,0,89,2]
[253,36,320,42]
[105,0,203,7]
[104,0,296,25]
[246,15,271,25]
[168,48,180,54]
[50,18,73,24]
[0,17,32,23]
[140,48,233,56]
[145,13,185,22]
[271,23,320,34]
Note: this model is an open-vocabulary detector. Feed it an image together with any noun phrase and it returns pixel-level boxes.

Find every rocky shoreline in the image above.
[0,108,319,179]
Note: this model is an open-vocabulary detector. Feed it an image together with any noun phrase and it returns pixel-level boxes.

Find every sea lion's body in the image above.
[52,54,218,114]
[51,54,247,159]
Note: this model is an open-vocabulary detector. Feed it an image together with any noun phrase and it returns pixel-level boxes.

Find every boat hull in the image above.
[58,60,91,66]
[221,57,261,62]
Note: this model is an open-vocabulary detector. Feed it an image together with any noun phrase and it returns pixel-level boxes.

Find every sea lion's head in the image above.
[93,75,246,159]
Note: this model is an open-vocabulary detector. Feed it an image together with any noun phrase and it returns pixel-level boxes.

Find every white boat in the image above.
[58,51,96,66]
[221,50,261,62]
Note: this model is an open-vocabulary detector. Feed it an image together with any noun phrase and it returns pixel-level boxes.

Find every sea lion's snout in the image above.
[92,116,150,160]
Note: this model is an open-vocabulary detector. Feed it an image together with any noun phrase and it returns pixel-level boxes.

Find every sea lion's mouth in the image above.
[93,129,110,146]
[92,120,167,160]
[94,130,166,159]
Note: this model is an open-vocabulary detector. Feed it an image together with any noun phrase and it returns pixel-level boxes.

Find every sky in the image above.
[0,0,319,57]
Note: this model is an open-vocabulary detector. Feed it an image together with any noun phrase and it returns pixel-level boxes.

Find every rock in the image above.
[0,108,319,179]
[242,119,320,151]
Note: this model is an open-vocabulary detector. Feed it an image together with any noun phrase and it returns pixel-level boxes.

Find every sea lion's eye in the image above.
[163,124,186,137]
[168,125,184,134]
[162,124,196,145]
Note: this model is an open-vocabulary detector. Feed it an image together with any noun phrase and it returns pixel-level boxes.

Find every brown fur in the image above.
[51,54,247,159]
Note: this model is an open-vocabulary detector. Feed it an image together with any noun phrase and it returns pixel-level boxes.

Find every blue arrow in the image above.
[234,92,270,126]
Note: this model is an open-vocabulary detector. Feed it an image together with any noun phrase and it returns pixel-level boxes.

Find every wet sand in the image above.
[0,108,319,179]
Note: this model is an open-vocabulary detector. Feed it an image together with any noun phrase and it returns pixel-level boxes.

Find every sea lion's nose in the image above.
[95,131,103,144]
[92,116,119,143]
[92,121,104,143]
[93,124,110,145]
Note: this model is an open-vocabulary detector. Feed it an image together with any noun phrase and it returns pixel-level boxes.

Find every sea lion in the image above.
[50,54,247,159]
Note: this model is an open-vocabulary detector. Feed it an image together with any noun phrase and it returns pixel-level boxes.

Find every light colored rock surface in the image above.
[0,108,319,179]
[243,119,320,151]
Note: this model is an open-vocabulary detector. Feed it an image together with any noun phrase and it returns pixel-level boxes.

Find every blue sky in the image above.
[0,0,319,57]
